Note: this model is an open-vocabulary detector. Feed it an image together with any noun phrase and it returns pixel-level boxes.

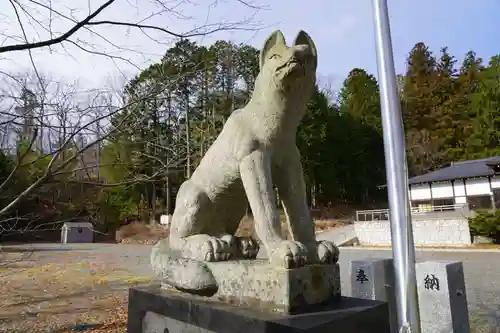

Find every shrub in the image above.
[468,210,500,242]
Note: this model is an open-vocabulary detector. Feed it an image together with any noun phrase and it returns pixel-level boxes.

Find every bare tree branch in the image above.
[0,64,203,217]
[85,20,261,38]
[0,0,115,53]
[0,0,265,238]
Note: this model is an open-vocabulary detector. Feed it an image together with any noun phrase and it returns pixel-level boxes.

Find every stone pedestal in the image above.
[128,286,391,333]
[162,260,341,313]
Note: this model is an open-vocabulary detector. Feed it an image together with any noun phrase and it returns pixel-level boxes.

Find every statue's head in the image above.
[258,30,317,94]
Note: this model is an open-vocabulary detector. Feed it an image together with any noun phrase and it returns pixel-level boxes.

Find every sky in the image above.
[1,0,500,93]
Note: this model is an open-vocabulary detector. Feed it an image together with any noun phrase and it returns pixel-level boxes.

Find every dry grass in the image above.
[311,203,358,220]
[116,222,168,245]
[115,204,356,245]
[235,214,346,240]
[57,302,129,333]
[116,205,352,245]
[235,215,257,238]
[0,251,151,333]
[314,219,345,232]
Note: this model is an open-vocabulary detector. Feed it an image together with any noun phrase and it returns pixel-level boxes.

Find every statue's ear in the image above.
[259,30,286,69]
[293,30,317,69]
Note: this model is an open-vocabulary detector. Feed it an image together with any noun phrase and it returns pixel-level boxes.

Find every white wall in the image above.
[492,175,500,189]
[410,183,432,200]
[409,176,499,204]
[466,178,491,195]
[355,218,472,246]
[432,181,454,198]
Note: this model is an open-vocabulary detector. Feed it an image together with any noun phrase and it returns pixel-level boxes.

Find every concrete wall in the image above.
[354,218,472,246]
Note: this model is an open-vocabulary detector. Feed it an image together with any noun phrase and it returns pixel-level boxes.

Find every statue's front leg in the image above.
[240,150,308,268]
[169,181,234,262]
[274,147,339,265]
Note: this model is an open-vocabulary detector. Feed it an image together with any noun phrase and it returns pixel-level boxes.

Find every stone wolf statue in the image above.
[151,30,339,295]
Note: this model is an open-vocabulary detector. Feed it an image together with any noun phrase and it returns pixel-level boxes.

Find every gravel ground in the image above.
[0,244,152,333]
[2,243,499,332]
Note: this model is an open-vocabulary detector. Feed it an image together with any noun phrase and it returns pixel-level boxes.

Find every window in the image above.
[412,200,432,207]
[493,189,500,209]
[467,195,493,211]
[432,198,455,207]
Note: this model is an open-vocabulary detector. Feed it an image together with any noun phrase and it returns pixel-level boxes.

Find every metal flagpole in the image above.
[371,1,421,333]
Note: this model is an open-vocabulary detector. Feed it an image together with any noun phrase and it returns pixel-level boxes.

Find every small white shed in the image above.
[61,222,94,244]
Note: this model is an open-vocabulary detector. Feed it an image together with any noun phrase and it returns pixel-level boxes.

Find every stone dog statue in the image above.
[151,30,339,294]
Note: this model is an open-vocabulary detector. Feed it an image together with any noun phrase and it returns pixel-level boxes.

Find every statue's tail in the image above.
[150,239,218,296]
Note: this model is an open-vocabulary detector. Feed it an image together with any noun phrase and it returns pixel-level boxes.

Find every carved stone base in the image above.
[128,286,391,333]
[161,259,340,313]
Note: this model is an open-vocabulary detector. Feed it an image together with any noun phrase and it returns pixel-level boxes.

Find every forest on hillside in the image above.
[0,39,499,237]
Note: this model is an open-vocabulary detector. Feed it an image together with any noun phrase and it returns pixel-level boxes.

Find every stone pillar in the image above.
[350,259,397,333]
[416,261,470,333]
[351,259,471,333]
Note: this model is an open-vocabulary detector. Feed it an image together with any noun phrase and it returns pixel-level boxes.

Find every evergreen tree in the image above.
[338,68,382,133]
[465,55,500,158]
[402,42,440,175]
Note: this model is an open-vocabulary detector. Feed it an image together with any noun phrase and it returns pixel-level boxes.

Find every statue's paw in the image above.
[200,236,232,262]
[316,240,339,264]
[269,240,308,269]
[236,236,260,259]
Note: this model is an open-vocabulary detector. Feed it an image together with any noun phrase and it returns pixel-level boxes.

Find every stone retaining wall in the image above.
[354,218,471,246]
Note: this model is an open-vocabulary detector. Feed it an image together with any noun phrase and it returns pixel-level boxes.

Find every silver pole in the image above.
[371,1,421,333]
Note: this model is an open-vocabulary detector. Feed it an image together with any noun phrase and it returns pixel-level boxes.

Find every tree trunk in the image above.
[150,183,157,225]
[165,175,171,215]
[311,183,317,209]
[185,91,191,179]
